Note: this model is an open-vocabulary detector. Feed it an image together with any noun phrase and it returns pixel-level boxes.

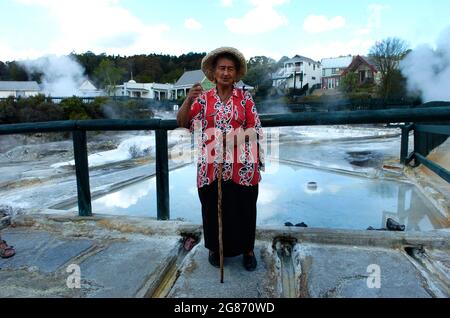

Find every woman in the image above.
[177,47,263,271]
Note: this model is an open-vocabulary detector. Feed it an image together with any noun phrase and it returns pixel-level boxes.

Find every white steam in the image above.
[19,55,87,97]
[400,27,450,102]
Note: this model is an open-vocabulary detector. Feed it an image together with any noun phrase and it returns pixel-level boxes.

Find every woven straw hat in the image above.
[201,47,247,82]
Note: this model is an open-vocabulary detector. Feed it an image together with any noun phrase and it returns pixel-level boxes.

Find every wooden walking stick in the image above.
[218,133,225,283]
[218,161,224,283]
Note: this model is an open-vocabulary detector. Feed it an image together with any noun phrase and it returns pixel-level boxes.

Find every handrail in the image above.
[1,106,449,219]
[1,107,450,135]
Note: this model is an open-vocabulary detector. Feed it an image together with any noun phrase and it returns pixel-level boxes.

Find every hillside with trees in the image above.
[0,52,207,89]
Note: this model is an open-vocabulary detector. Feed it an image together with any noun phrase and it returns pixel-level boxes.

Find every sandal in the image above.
[0,240,15,259]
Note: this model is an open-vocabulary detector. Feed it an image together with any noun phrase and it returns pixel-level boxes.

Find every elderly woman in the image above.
[177,47,263,272]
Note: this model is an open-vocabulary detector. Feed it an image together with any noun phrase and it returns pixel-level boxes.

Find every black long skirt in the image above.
[198,180,258,257]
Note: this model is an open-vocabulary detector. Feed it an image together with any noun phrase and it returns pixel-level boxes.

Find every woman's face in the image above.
[214,57,237,87]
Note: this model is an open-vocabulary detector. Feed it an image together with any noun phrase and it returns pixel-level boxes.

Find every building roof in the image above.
[174,70,205,87]
[321,56,353,69]
[79,80,97,91]
[285,55,318,65]
[152,83,174,90]
[235,80,253,90]
[174,69,253,90]
[0,81,41,91]
[343,55,378,75]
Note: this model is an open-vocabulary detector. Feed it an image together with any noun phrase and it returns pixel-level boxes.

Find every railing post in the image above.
[400,124,412,164]
[155,129,170,220]
[411,125,421,167]
[72,130,92,217]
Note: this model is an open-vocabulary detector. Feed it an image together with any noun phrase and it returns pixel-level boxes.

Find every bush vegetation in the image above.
[0,95,155,124]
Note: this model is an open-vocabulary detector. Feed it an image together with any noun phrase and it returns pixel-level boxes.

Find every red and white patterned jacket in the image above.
[189,87,264,188]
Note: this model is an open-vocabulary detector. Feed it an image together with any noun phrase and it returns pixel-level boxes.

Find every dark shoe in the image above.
[0,240,15,259]
[367,226,387,231]
[386,218,405,231]
[243,252,257,271]
[208,251,220,268]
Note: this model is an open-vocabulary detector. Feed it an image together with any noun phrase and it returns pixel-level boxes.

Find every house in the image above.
[321,56,353,90]
[112,80,174,100]
[0,81,41,98]
[341,55,379,85]
[272,55,322,91]
[173,69,254,100]
[78,79,105,97]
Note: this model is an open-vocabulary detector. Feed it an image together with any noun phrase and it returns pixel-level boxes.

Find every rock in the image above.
[0,205,25,218]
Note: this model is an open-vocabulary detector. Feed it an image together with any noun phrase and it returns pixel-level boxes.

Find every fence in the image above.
[1,106,449,219]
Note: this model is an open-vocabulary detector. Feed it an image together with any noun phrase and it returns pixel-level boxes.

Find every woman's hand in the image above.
[177,83,203,128]
[187,83,203,105]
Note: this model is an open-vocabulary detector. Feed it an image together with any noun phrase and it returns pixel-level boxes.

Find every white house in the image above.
[320,56,353,89]
[78,79,105,97]
[112,80,174,100]
[272,55,322,91]
[0,81,41,98]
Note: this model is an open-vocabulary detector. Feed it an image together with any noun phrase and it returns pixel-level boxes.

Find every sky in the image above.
[1,0,449,62]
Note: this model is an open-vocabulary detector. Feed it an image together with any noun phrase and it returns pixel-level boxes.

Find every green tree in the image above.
[93,59,126,95]
[73,51,106,78]
[369,38,409,101]
[243,56,276,96]
[340,73,359,94]
[0,61,7,80]
[6,62,28,81]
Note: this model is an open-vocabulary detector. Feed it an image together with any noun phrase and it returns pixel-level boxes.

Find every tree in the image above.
[248,56,276,68]
[340,73,359,94]
[369,37,409,101]
[6,62,28,81]
[243,56,276,96]
[73,51,105,78]
[93,59,125,95]
[0,61,7,80]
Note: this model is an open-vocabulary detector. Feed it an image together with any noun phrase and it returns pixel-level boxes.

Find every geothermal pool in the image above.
[83,161,447,231]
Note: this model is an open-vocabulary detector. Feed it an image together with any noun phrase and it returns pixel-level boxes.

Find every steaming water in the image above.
[57,126,445,231]
[401,27,450,102]
[86,162,447,231]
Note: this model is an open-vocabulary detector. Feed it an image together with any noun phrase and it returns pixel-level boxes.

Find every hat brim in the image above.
[201,47,247,82]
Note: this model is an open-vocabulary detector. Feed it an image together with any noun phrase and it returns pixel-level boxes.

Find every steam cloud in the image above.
[19,55,87,97]
[400,27,450,102]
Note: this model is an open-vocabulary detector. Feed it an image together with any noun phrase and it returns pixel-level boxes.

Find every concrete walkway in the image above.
[0,212,448,298]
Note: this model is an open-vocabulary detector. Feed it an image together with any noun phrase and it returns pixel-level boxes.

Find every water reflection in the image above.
[89,163,448,231]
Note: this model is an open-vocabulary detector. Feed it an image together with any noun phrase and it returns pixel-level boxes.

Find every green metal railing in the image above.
[1,106,449,219]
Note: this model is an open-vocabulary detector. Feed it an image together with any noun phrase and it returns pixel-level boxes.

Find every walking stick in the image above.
[218,162,224,283]
[218,133,225,283]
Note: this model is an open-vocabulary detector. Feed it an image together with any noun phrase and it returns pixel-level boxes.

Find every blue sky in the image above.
[1,0,449,62]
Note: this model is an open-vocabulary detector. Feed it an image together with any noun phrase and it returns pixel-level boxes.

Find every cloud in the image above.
[220,0,233,7]
[225,0,289,35]
[303,15,346,33]
[11,0,175,58]
[0,42,46,62]
[356,3,389,35]
[300,38,375,60]
[184,18,202,30]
